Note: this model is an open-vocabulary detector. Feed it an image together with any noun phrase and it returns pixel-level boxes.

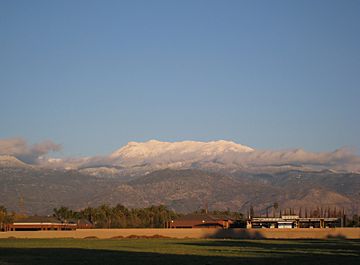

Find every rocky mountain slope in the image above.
[1,156,359,215]
[1,139,360,215]
[0,155,32,168]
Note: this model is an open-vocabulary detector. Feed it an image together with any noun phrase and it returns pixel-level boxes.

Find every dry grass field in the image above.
[1,228,360,239]
[0,238,359,265]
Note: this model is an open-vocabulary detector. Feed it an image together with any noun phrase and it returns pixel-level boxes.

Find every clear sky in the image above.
[1,0,359,157]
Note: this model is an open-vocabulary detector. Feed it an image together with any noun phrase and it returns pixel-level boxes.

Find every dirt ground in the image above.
[1,228,360,239]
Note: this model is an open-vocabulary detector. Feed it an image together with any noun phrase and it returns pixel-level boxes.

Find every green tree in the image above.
[0,206,13,231]
[97,204,114,228]
[80,207,97,224]
[112,204,128,228]
[0,206,8,231]
[53,206,78,221]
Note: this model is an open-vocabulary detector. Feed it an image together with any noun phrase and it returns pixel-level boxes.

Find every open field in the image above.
[0,238,359,265]
[1,228,360,239]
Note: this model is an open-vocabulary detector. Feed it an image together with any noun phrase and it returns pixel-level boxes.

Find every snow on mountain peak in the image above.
[109,140,254,166]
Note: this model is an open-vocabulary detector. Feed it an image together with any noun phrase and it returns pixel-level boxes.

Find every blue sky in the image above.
[1,0,359,156]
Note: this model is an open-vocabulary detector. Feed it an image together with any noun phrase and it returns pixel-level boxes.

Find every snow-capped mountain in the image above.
[1,141,360,215]
[38,140,256,175]
[34,140,360,174]
[109,140,254,168]
[111,140,254,158]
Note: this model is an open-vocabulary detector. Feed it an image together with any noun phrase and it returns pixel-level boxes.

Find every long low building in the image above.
[5,216,77,231]
[247,215,344,228]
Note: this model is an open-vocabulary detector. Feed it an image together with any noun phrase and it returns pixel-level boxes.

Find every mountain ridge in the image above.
[1,140,360,215]
[111,139,254,158]
[1,164,359,215]
[0,155,33,168]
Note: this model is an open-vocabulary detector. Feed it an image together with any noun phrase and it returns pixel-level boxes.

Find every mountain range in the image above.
[1,140,359,215]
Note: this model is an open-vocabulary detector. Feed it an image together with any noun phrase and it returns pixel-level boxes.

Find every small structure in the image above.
[169,213,234,229]
[67,218,94,229]
[5,216,77,231]
[247,215,343,229]
[278,221,294,229]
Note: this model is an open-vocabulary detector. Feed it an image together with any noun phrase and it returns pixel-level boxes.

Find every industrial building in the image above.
[247,215,344,229]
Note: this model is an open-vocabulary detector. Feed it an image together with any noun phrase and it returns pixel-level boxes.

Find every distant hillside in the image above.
[0,155,32,168]
[1,159,359,215]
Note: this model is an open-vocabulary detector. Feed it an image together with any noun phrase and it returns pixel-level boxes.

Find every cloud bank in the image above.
[218,147,360,172]
[0,137,61,164]
[1,138,359,172]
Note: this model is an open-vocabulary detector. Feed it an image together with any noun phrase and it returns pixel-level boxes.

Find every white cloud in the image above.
[0,137,61,164]
[1,138,359,172]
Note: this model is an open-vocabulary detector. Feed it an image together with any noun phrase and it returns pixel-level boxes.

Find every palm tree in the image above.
[273,202,279,217]
[0,206,7,231]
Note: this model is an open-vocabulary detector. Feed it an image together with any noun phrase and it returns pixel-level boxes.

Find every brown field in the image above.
[1,228,360,239]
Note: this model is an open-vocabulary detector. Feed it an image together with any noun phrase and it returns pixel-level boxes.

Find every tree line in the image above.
[249,204,354,219]
[0,204,246,229]
[1,204,360,229]
[53,204,179,228]
[53,205,246,228]
[0,206,14,231]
